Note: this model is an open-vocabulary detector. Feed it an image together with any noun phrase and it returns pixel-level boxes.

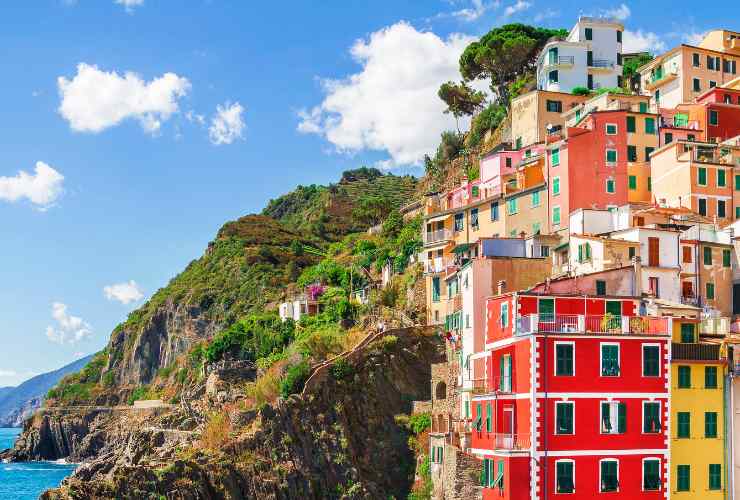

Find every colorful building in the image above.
[510,90,588,149]
[471,292,671,499]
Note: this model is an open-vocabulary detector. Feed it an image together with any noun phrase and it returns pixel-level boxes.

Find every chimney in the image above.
[498,280,507,295]
[632,255,643,296]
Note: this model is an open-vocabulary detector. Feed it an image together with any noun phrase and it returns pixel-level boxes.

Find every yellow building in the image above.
[670,315,728,498]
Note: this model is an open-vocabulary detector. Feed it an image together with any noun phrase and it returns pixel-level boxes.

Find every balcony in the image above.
[644,69,678,91]
[545,56,575,67]
[662,117,701,130]
[672,342,721,361]
[700,317,731,336]
[447,294,463,315]
[678,145,734,165]
[492,433,531,451]
[471,376,512,395]
[425,257,452,274]
[516,314,670,336]
[589,59,615,70]
[424,228,453,246]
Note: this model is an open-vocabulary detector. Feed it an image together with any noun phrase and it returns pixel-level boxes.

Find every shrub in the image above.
[127,385,151,405]
[204,313,295,364]
[571,86,591,96]
[199,411,231,450]
[330,358,353,381]
[408,413,432,435]
[279,360,311,398]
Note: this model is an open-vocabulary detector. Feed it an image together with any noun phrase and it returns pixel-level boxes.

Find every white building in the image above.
[536,17,624,93]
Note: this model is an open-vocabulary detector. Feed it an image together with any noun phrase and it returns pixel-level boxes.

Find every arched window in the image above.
[435,381,447,400]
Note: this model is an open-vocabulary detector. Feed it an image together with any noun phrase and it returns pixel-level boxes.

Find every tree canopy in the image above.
[459,24,568,107]
[438,81,486,132]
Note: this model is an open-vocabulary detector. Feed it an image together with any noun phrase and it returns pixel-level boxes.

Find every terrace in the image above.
[515,314,670,336]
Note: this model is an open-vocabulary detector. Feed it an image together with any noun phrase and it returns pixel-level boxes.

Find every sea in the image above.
[0,428,76,500]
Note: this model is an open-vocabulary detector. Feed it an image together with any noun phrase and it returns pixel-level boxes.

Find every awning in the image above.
[427,213,452,224]
[553,242,569,252]
[452,243,471,254]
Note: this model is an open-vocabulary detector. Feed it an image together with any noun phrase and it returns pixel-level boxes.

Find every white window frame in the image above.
[554,400,575,435]
[641,457,662,492]
[554,341,576,377]
[599,342,621,377]
[598,458,620,493]
[641,343,662,378]
[555,458,576,494]
[605,123,618,135]
[599,400,623,435]
[605,149,618,166]
[642,400,662,435]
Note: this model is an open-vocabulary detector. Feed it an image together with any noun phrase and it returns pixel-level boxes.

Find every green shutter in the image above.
[628,175,637,189]
[596,280,606,296]
[680,323,695,343]
[618,402,627,433]
[606,149,617,163]
[647,176,652,191]
[553,207,561,224]
[644,402,661,433]
[639,102,647,113]
[705,411,717,438]
[709,464,721,490]
[552,149,560,166]
[481,458,489,486]
[699,167,707,185]
[556,344,573,376]
[643,460,660,490]
[600,461,618,492]
[556,461,574,493]
[486,402,492,432]
[678,412,691,438]
[556,403,573,434]
[735,174,740,190]
[707,282,715,299]
[601,344,619,376]
[705,366,718,388]
[678,365,691,388]
[723,249,731,267]
[627,116,636,132]
[645,117,656,134]
[432,277,440,302]
[539,298,555,321]
[643,345,660,376]
[718,169,726,187]
[677,465,690,491]
[704,246,713,265]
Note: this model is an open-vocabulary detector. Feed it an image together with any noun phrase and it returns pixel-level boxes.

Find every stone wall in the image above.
[432,443,483,500]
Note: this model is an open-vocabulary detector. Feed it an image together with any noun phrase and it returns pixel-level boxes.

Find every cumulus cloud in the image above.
[0,369,18,378]
[103,280,144,304]
[604,3,630,21]
[208,102,245,145]
[45,303,92,345]
[503,0,531,17]
[0,161,64,209]
[57,63,190,135]
[115,0,144,12]
[685,31,707,46]
[623,30,666,53]
[449,0,499,21]
[298,22,483,167]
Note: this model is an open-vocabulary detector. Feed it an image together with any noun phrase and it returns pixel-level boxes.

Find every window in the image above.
[556,460,574,494]
[606,149,618,164]
[465,313,470,328]
[548,47,558,64]
[553,206,561,225]
[737,206,740,219]
[549,70,559,84]
[533,222,541,234]
[601,344,620,376]
[643,345,660,377]
[708,55,717,70]
[699,198,707,216]
[507,198,517,215]
[587,74,594,90]
[688,134,695,141]
[718,200,726,218]
[577,243,592,262]
[471,185,479,198]
[643,459,661,491]
[648,176,652,191]
[481,458,493,486]
[553,176,560,195]
[644,402,661,433]
[665,132,673,144]
[710,80,717,88]
[493,460,504,491]
[677,412,690,438]
[539,298,555,321]
[693,53,701,67]
[505,156,512,168]
[551,148,560,166]
[555,401,574,434]
[705,411,718,438]
[532,191,540,207]
[677,465,690,491]
[680,323,695,343]
[678,365,691,388]
[601,401,626,434]
[486,402,492,432]
[491,201,499,221]
[432,277,440,302]
[585,27,592,40]
[626,116,636,133]
[600,460,618,492]
[706,282,715,300]
[547,100,562,113]
[541,245,550,257]
[693,78,701,92]
[596,280,607,296]
[639,102,647,113]
[710,109,719,126]
[735,175,740,190]
[645,146,654,159]
[704,246,713,265]
[515,137,522,149]
[500,302,509,328]
[698,167,707,186]
[709,464,721,490]
[499,354,512,392]
[648,277,659,297]
[645,117,656,134]
[628,246,636,259]
[465,401,470,418]
[454,212,464,231]
[555,343,574,376]
[628,174,637,189]
[616,30,622,43]
[725,94,733,104]
[606,123,617,135]
[723,249,731,267]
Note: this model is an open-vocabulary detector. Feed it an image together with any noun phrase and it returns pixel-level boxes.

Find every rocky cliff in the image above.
[37,328,441,499]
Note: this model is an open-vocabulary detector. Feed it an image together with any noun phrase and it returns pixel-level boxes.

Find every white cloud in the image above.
[45,303,92,345]
[533,8,559,22]
[298,22,483,167]
[604,3,630,21]
[186,110,206,126]
[57,63,190,135]
[503,0,531,17]
[450,0,499,21]
[622,30,666,53]
[0,161,64,209]
[103,280,144,304]
[115,0,144,12]
[685,31,707,46]
[0,369,18,378]
[208,102,245,145]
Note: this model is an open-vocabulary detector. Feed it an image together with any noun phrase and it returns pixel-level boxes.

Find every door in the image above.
[538,298,555,331]
[502,407,514,448]
[605,301,622,330]
[648,237,660,266]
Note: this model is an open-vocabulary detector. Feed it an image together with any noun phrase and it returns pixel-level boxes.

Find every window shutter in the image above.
[618,402,626,433]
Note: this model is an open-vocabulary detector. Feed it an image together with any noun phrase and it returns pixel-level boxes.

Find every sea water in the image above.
[0,428,76,500]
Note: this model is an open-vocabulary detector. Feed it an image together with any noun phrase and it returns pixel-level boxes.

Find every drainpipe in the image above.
[724,369,730,500]
[542,322,550,500]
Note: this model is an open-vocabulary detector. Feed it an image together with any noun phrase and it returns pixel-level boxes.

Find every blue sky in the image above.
[0,0,732,386]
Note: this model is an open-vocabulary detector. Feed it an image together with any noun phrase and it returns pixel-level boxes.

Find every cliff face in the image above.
[39,329,442,500]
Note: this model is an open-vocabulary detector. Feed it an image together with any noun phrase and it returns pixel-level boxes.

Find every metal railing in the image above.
[471,376,512,395]
[700,317,731,336]
[672,343,721,361]
[516,314,670,335]
[424,229,453,245]
[590,59,614,68]
[424,257,452,274]
[493,433,531,450]
[548,55,574,65]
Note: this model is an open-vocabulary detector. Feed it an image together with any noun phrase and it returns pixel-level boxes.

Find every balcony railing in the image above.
[471,376,512,395]
[516,314,670,336]
[590,59,614,69]
[548,55,575,66]
[424,229,453,245]
[425,257,453,274]
[700,317,730,336]
[672,343,721,361]
[493,433,531,451]
[447,294,463,315]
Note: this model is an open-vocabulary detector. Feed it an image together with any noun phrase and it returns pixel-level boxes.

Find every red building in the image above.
[678,87,740,143]
[472,292,670,499]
